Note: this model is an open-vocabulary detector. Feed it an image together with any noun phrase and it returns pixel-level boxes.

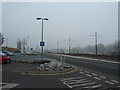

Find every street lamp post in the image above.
[37,17,48,60]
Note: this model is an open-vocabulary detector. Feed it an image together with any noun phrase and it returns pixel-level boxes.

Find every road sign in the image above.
[40,42,45,46]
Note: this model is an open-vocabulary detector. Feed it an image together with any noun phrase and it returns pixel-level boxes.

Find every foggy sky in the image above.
[2,2,118,50]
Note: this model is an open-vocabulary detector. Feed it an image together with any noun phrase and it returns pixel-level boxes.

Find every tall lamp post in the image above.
[37,17,48,60]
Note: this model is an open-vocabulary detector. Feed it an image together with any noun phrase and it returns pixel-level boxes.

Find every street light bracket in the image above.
[37,18,42,20]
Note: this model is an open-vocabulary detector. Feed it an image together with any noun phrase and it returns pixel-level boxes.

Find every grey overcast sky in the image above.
[2,2,118,50]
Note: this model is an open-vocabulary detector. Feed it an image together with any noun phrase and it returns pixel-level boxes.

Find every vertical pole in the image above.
[95,32,97,55]
[69,38,71,53]
[57,42,59,53]
[41,19,44,60]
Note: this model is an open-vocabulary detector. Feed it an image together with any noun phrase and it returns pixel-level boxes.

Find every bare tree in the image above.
[97,44,106,55]
[17,38,22,50]
[22,38,27,51]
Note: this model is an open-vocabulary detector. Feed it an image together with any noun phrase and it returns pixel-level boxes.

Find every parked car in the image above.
[14,50,23,55]
[0,53,11,64]
[0,51,7,56]
[26,51,32,55]
[2,50,14,56]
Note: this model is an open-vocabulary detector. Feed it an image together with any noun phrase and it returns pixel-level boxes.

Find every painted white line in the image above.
[2,83,19,89]
[67,84,72,88]
[91,73,98,76]
[99,76,106,79]
[105,81,114,85]
[77,84,102,89]
[79,72,84,74]
[0,83,7,84]
[54,54,120,64]
[110,80,119,84]
[85,71,90,73]
[63,82,67,85]
[70,82,96,88]
[61,77,83,81]
[67,79,89,85]
[63,80,79,83]
[86,74,92,77]
[94,77,101,80]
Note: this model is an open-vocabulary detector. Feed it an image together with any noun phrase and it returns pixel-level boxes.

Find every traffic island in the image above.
[21,58,79,75]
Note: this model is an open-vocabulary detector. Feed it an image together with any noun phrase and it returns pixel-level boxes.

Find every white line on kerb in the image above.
[105,81,114,85]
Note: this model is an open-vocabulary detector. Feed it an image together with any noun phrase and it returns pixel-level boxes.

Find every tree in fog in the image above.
[105,41,118,55]
[97,44,106,55]
[83,45,95,54]
[0,33,4,46]
[71,47,81,53]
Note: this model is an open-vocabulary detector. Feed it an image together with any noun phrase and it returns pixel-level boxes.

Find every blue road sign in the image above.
[40,42,45,46]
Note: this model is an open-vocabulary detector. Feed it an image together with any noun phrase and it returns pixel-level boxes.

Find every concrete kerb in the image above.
[22,65,79,76]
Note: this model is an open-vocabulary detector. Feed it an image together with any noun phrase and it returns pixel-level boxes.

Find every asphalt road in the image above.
[1,54,120,90]
[45,53,119,78]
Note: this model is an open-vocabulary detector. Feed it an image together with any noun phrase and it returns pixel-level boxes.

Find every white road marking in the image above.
[63,82,67,85]
[79,72,84,74]
[67,79,89,85]
[75,84,102,90]
[94,77,101,80]
[63,79,81,83]
[85,71,90,73]
[110,80,119,84]
[91,73,98,76]
[61,77,83,81]
[105,81,114,85]
[2,83,19,89]
[0,83,7,84]
[86,74,92,77]
[70,82,96,88]
[99,76,106,79]
[67,84,72,88]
